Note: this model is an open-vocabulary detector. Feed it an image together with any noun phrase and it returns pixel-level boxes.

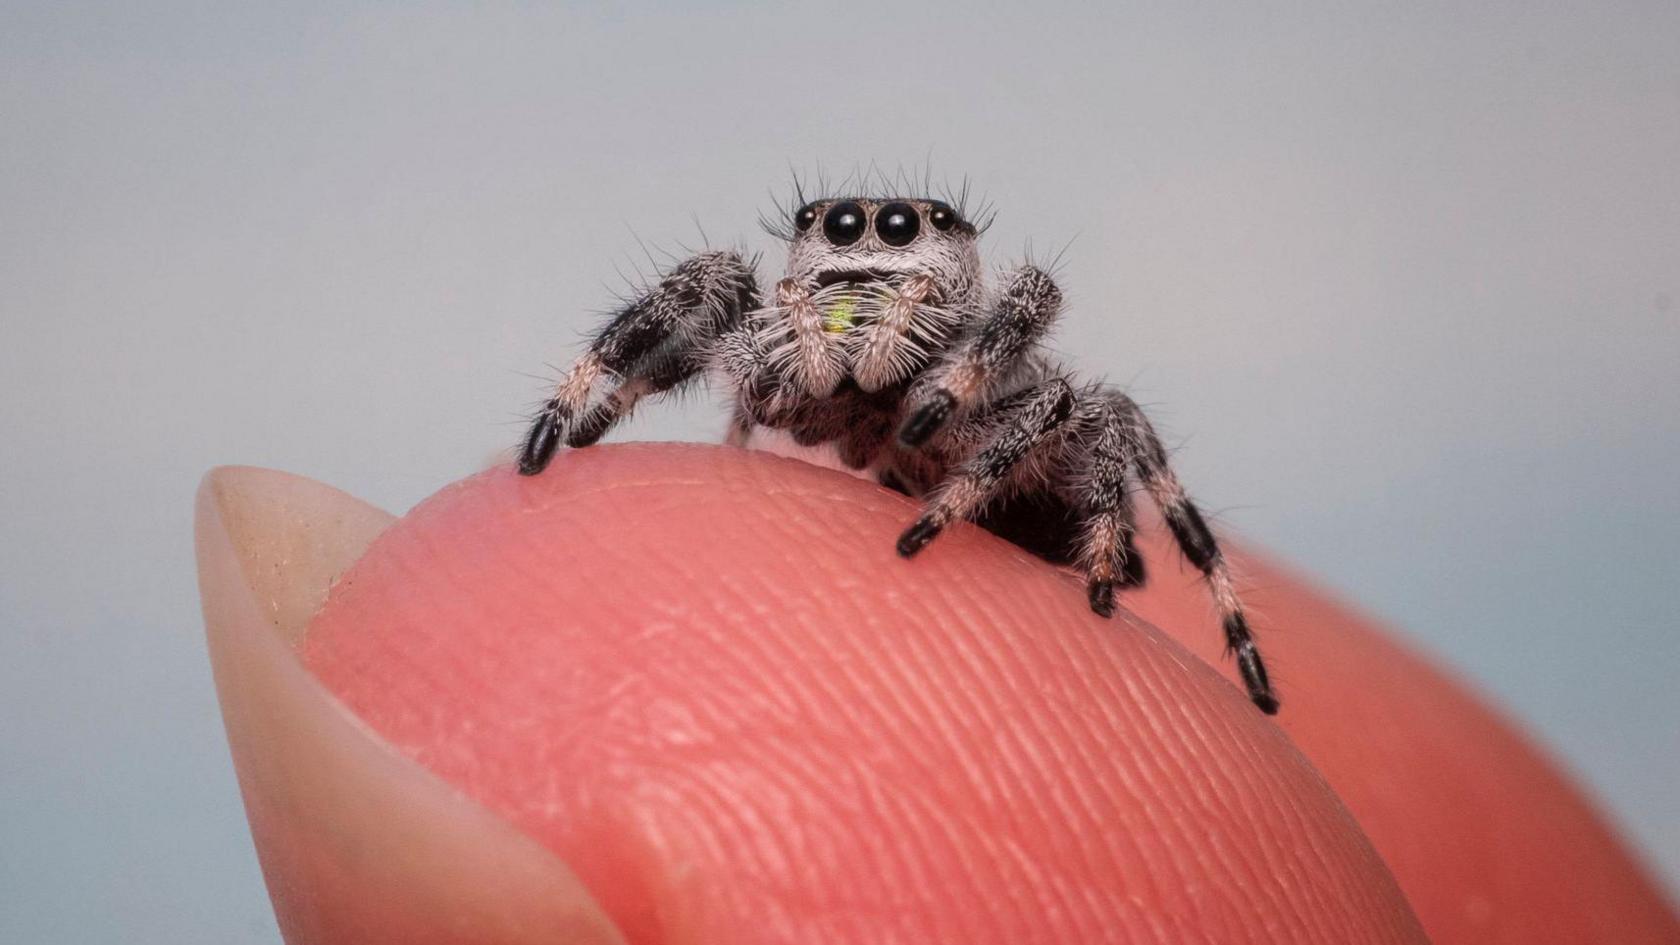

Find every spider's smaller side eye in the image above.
[928,202,958,232]
[794,204,819,232]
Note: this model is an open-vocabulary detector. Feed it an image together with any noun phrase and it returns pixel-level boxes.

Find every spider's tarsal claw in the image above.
[896,517,943,557]
[899,391,955,447]
[1087,578,1115,617]
[518,409,564,476]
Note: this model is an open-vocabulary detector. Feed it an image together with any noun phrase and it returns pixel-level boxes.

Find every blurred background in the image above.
[2,2,1676,940]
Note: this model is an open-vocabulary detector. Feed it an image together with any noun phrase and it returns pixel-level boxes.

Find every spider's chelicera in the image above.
[519,187,1279,714]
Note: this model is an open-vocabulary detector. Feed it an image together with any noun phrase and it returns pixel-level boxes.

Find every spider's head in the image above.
[780,197,984,305]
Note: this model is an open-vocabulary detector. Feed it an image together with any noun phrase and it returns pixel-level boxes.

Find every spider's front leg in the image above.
[898,264,1063,447]
[519,250,758,475]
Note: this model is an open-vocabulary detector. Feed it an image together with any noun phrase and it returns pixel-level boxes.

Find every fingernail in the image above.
[195,466,624,945]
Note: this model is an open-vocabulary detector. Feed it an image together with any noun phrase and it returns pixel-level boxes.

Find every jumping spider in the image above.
[519,189,1279,714]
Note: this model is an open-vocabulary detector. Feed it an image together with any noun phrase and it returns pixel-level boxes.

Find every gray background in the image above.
[3,2,1676,940]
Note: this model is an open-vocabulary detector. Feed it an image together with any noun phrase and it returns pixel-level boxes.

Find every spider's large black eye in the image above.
[823,201,866,246]
[875,202,920,246]
[928,202,959,232]
[793,203,818,232]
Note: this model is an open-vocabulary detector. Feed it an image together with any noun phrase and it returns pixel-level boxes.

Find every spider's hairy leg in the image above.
[713,316,799,432]
[564,350,697,449]
[1069,401,1149,618]
[519,251,758,475]
[851,273,948,392]
[521,355,601,475]
[899,264,1063,447]
[897,378,1076,557]
[1123,397,1279,715]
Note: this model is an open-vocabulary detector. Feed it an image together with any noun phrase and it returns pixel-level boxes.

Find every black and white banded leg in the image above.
[519,251,758,475]
[899,264,1063,448]
[1123,397,1279,714]
[563,350,700,450]
[897,379,1077,556]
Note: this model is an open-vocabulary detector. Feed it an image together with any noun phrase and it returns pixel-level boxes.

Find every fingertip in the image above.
[304,444,1426,944]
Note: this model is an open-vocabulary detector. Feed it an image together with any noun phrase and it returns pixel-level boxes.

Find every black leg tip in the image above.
[898,391,955,448]
[1231,634,1278,715]
[896,518,942,557]
[518,412,562,476]
[1087,578,1115,617]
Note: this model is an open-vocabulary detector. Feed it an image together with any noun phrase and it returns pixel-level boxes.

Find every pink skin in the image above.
[198,445,1679,944]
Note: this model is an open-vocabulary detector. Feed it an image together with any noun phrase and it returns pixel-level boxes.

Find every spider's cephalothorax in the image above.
[519,192,1280,714]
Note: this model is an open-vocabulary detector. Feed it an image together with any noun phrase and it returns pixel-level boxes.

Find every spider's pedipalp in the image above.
[765,277,847,398]
[851,273,956,392]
